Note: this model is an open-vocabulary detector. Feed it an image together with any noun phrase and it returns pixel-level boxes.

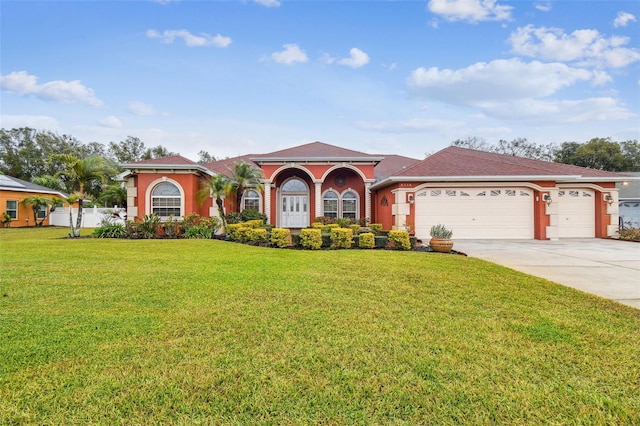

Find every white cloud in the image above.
[270,44,308,65]
[534,3,552,12]
[254,0,280,7]
[427,0,513,23]
[99,116,122,128]
[481,98,636,123]
[0,114,59,130]
[509,25,640,68]
[127,101,159,116]
[407,59,595,104]
[614,11,636,28]
[146,29,232,48]
[0,71,103,107]
[337,48,370,68]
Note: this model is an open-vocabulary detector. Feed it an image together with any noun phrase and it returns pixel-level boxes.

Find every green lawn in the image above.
[1,227,639,424]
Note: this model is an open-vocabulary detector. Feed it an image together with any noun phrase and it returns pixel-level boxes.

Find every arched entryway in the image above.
[280,178,309,228]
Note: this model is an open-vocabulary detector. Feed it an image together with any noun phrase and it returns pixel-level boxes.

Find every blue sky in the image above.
[1,0,639,160]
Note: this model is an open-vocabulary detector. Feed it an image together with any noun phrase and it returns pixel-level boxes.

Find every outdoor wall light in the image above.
[604,193,614,205]
[408,194,414,204]
[542,193,552,206]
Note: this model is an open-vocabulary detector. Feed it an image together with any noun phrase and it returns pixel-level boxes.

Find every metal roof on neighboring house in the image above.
[0,175,68,197]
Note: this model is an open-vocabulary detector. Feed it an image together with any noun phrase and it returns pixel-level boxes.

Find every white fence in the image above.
[49,207,126,228]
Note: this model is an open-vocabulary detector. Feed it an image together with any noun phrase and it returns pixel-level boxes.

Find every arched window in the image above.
[342,191,357,219]
[323,190,339,219]
[151,182,181,218]
[243,189,261,212]
[282,178,307,192]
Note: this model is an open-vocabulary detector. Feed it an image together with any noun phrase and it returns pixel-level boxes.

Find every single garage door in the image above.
[414,187,534,239]
[557,189,595,238]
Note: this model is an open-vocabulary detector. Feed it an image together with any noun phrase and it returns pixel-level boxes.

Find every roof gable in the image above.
[252,141,381,161]
[395,146,630,179]
[203,155,258,175]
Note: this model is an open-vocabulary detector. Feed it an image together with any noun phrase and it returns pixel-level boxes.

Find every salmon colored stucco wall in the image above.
[134,173,211,220]
[0,190,64,228]
[371,185,395,230]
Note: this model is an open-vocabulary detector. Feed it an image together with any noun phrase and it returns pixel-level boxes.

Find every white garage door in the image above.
[557,189,595,238]
[414,187,534,240]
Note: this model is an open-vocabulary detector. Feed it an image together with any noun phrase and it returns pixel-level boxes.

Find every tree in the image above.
[554,138,631,171]
[54,155,118,237]
[0,127,87,180]
[21,195,62,227]
[197,150,216,164]
[108,136,178,163]
[197,174,231,227]
[98,183,127,208]
[227,161,264,213]
[452,137,555,161]
[451,136,489,151]
[31,175,66,192]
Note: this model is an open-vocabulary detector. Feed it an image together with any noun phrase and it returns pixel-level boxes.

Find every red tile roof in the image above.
[394,146,629,179]
[373,154,421,180]
[251,141,381,160]
[124,155,198,166]
[202,155,257,175]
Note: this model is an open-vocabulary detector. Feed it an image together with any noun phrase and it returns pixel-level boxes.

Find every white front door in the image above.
[281,195,309,228]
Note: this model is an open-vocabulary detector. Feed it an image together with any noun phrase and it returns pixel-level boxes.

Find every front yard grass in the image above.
[1,227,639,424]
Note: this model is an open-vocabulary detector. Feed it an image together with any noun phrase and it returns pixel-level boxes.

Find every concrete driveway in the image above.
[453,239,640,309]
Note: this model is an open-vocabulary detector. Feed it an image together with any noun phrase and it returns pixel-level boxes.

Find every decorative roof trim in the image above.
[369,175,633,190]
[250,156,384,164]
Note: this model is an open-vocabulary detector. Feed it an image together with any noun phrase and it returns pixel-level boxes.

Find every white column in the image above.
[364,182,372,223]
[315,181,323,218]
[263,180,272,225]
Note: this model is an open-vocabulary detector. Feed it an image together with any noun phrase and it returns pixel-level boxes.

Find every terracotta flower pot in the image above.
[429,237,454,253]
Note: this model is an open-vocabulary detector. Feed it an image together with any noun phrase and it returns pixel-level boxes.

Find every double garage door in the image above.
[414,187,595,239]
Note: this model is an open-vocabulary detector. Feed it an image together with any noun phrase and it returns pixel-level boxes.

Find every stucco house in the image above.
[120,142,631,241]
[0,175,67,227]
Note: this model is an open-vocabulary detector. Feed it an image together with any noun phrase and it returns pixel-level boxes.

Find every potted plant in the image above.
[429,224,454,253]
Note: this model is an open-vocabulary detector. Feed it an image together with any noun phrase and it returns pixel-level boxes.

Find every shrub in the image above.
[184,225,213,239]
[270,228,292,248]
[374,236,388,248]
[226,223,243,241]
[138,214,160,239]
[200,216,222,235]
[226,212,242,224]
[313,216,334,225]
[240,209,267,223]
[370,223,383,234]
[311,222,324,229]
[336,217,353,228]
[619,227,640,241]
[430,224,453,239]
[93,223,126,238]
[388,230,411,250]
[243,219,264,228]
[161,215,180,238]
[248,228,268,245]
[350,224,361,235]
[359,232,375,249]
[331,228,353,249]
[321,233,332,248]
[299,228,322,250]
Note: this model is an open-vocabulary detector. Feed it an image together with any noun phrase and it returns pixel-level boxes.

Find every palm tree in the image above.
[54,155,117,237]
[99,183,127,208]
[21,195,62,227]
[197,174,231,227]
[228,161,264,213]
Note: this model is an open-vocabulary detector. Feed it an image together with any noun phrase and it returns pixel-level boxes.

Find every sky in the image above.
[1,0,639,161]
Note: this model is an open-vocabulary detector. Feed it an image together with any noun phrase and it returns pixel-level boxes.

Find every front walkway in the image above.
[453,239,640,310]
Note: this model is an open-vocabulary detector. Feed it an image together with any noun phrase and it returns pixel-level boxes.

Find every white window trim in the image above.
[6,200,18,219]
[145,177,185,219]
[243,189,262,213]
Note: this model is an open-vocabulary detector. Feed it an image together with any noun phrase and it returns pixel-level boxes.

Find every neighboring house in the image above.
[0,175,67,227]
[120,142,632,241]
[617,172,640,228]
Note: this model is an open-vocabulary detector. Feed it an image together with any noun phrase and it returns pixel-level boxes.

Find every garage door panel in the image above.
[415,187,534,240]
[557,189,594,238]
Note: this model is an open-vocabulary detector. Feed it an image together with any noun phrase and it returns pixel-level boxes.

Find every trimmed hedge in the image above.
[359,232,375,249]
[248,228,268,244]
[331,228,354,249]
[270,228,292,248]
[299,228,322,250]
[388,230,411,250]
